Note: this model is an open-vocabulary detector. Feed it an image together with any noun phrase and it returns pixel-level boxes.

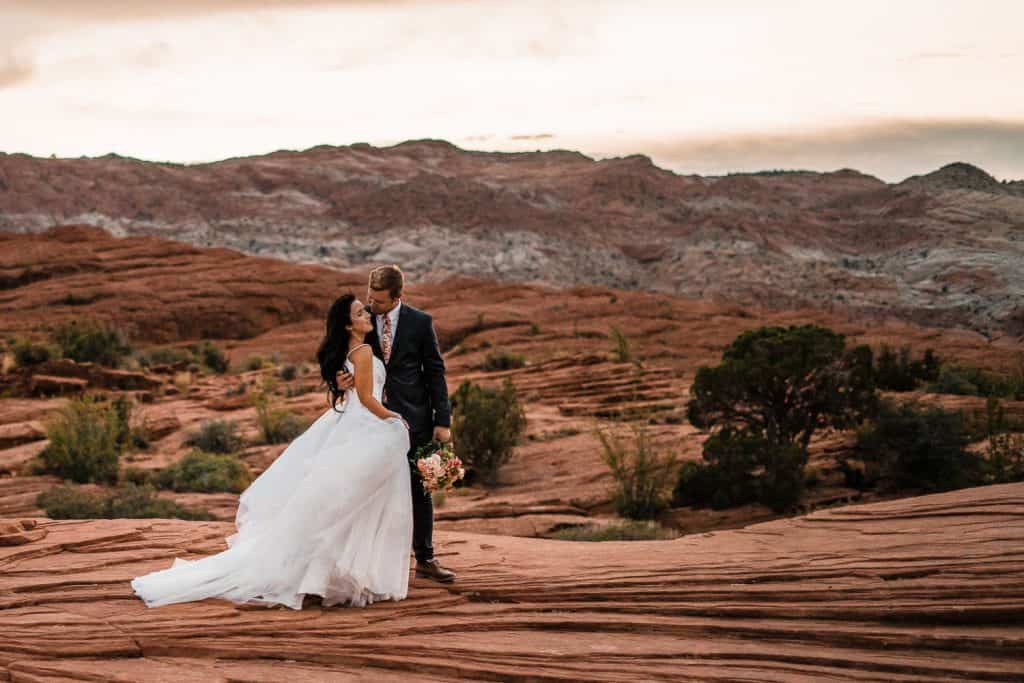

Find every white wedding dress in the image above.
[131,350,412,609]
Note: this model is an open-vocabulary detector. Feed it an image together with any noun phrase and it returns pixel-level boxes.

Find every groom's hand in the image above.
[335,370,354,391]
[433,426,451,443]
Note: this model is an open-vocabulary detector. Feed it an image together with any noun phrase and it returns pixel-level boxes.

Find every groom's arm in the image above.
[421,313,451,430]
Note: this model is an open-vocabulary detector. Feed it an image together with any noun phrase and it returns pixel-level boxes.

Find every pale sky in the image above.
[2,0,1023,181]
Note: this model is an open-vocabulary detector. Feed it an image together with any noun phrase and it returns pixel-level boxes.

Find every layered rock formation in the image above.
[2,142,1022,338]
[0,481,1021,681]
[1,226,1022,537]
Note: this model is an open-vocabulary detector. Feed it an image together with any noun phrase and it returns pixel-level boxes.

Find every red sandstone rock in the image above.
[0,482,1020,680]
[28,374,88,397]
[0,421,45,450]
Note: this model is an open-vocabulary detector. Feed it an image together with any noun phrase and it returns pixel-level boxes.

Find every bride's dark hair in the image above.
[317,292,357,413]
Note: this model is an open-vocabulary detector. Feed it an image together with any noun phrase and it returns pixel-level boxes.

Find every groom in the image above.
[336,264,457,583]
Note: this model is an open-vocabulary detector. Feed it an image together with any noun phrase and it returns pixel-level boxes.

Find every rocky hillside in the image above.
[1,482,1022,681]
[2,226,1022,538]
[1,142,1022,339]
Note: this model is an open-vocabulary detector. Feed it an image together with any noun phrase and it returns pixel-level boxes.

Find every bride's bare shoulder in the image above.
[347,343,372,363]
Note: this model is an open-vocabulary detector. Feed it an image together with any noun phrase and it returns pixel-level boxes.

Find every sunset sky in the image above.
[3,0,1023,181]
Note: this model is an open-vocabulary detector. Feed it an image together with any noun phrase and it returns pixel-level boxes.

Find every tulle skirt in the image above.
[131,403,412,610]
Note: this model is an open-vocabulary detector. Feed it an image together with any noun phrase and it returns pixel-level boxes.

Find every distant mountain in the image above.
[898,162,1024,196]
[1,141,1022,338]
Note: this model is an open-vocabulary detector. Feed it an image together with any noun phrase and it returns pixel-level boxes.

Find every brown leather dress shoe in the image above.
[415,558,456,582]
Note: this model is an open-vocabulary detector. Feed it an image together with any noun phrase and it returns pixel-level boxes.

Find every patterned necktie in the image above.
[381,313,393,364]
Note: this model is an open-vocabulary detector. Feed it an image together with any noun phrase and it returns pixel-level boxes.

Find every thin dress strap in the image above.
[346,343,371,360]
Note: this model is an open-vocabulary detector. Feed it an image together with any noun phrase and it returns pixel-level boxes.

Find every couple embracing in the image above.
[131,264,457,609]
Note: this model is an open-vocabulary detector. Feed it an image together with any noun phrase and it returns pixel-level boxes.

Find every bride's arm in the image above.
[349,345,402,422]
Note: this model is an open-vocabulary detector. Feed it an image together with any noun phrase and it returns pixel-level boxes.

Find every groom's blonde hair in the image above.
[369,264,404,299]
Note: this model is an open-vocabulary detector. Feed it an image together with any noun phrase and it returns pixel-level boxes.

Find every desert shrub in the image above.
[197,341,229,374]
[451,379,526,485]
[279,363,298,381]
[121,466,155,486]
[36,394,124,484]
[257,408,306,444]
[12,338,55,366]
[609,326,631,362]
[110,394,150,450]
[674,430,759,509]
[250,377,308,444]
[528,323,541,336]
[481,350,526,371]
[36,484,105,518]
[243,355,266,371]
[977,397,1024,484]
[928,363,1024,399]
[155,449,252,493]
[597,424,678,519]
[50,318,132,367]
[227,381,248,396]
[184,419,244,454]
[172,370,193,391]
[37,483,213,520]
[842,399,984,492]
[134,345,193,368]
[552,520,678,541]
[874,345,940,391]
[986,432,1024,483]
[684,324,877,512]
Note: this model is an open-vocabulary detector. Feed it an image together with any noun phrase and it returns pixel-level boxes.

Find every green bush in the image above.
[12,338,55,366]
[36,484,105,518]
[121,466,154,486]
[50,318,132,367]
[257,408,306,444]
[874,345,940,392]
[451,379,526,485]
[279,363,298,381]
[685,324,877,511]
[243,355,266,371]
[843,399,984,492]
[184,419,244,454]
[597,424,678,519]
[674,431,758,510]
[37,483,214,520]
[481,350,526,371]
[198,342,229,374]
[978,397,1024,484]
[155,449,252,493]
[110,394,149,451]
[250,377,308,444]
[552,520,678,541]
[928,363,1024,399]
[36,394,124,484]
[133,345,193,368]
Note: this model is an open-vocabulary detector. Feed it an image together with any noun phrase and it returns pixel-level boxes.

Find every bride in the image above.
[130,293,413,609]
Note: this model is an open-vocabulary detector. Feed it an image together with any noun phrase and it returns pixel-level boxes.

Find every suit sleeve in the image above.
[421,313,451,428]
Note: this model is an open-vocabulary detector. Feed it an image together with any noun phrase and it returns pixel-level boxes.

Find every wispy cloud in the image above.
[0,53,34,89]
[5,0,410,21]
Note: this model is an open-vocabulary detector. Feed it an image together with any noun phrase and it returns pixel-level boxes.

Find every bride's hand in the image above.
[387,413,410,430]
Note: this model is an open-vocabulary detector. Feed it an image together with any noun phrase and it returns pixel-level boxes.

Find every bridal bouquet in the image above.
[410,440,465,493]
